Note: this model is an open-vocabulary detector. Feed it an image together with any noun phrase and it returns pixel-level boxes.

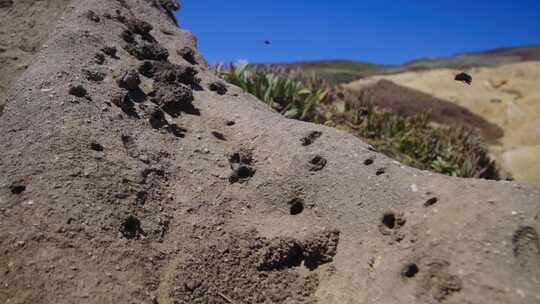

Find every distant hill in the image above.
[263,45,540,84]
[262,60,389,84]
[399,44,540,71]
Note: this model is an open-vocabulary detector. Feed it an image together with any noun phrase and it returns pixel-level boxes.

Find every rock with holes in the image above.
[124,40,169,61]
[101,46,118,58]
[82,68,106,82]
[2,1,540,304]
[149,108,169,129]
[139,60,199,86]
[208,80,227,95]
[178,46,197,65]
[118,69,141,90]
[121,18,169,61]
[112,92,141,118]
[124,18,154,41]
[159,0,179,12]
[152,83,193,117]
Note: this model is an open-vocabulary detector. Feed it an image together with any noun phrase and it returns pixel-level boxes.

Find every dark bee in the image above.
[455,72,472,85]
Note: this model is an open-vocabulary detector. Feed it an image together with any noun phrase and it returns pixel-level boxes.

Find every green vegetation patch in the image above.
[215,61,501,179]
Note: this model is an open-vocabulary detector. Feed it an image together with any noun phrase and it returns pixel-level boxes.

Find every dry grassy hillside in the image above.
[345,61,540,181]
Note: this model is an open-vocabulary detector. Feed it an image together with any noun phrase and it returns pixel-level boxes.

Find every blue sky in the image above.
[175,1,540,65]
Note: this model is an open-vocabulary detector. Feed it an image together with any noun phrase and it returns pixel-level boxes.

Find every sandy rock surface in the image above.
[0,0,71,114]
[0,1,539,304]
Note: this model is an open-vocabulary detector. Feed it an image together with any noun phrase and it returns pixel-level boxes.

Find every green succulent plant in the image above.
[214,61,502,180]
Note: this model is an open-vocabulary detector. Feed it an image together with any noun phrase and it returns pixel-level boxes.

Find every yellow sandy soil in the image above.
[345,61,540,181]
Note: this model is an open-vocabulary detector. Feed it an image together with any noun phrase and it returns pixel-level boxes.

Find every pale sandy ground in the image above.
[345,62,540,181]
